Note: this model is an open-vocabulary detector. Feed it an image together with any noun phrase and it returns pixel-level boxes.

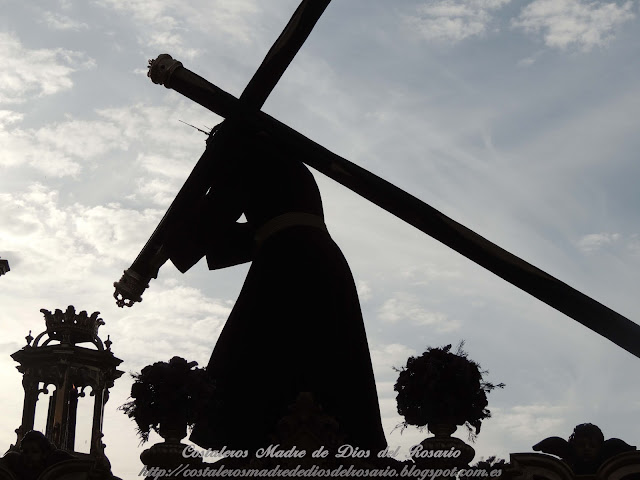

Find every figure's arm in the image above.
[163,203,208,274]
[205,221,254,270]
[164,181,247,273]
[164,124,255,273]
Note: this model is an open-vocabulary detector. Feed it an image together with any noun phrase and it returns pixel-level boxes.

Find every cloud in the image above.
[95,103,215,154]
[0,102,210,179]
[0,110,24,125]
[378,293,461,333]
[95,0,263,59]
[39,10,89,31]
[0,32,94,104]
[516,49,545,67]
[357,280,373,302]
[35,119,127,158]
[113,282,232,368]
[407,0,511,43]
[491,404,569,438]
[512,0,636,51]
[399,262,461,286]
[577,232,620,253]
[0,184,163,280]
[0,116,122,177]
[135,176,181,207]
[136,152,196,179]
[98,103,216,205]
[370,343,417,376]
[0,124,81,175]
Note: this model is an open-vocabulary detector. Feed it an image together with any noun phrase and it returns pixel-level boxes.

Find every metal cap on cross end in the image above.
[113,269,149,307]
[147,54,183,88]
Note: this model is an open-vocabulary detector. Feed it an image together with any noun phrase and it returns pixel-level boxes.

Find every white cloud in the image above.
[0,184,163,275]
[135,177,180,207]
[71,203,164,262]
[370,343,417,376]
[0,116,124,177]
[513,0,636,50]
[357,279,372,302]
[40,10,89,31]
[517,49,545,67]
[136,152,194,179]
[491,404,569,438]
[35,120,127,158]
[95,103,215,153]
[0,110,23,125]
[0,123,82,176]
[399,262,461,286]
[407,0,511,43]
[378,293,461,333]
[0,102,209,179]
[0,32,94,103]
[113,282,232,368]
[95,0,262,59]
[577,232,620,253]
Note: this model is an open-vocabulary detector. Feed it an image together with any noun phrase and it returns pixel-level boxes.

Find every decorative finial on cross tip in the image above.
[113,268,148,307]
[147,53,183,88]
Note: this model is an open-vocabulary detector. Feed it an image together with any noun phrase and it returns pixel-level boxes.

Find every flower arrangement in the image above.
[394,341,504,441]
[120,356,216,443]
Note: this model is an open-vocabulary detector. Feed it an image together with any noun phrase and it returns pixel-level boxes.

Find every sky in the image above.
[1,0,639,477]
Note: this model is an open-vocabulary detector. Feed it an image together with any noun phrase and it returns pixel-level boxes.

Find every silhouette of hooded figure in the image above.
[165,122,387,454]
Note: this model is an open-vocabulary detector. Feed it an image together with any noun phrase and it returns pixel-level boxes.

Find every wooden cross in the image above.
[114,0,640,359]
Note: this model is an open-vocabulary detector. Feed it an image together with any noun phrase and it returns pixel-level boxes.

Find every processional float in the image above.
[113,0,640,360]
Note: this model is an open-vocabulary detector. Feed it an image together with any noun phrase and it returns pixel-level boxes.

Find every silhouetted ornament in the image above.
[120,357,217,445]
[533,423,636,475]
[7,308,123,478]
[147,54,183,88]
[113,267,151,307]
[38,306,105,347]
[412,422,476,469]
[394,341,504,441]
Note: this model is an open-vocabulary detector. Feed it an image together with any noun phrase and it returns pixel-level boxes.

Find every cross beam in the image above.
[143,54,640,360]
[113,0,640,360]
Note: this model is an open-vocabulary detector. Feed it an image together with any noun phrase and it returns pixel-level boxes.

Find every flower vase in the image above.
[158,412,187,445]
[411,421,475,470]
[140,408,203,477]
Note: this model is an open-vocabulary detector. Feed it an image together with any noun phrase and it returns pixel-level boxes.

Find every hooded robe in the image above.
[166,124,387,453]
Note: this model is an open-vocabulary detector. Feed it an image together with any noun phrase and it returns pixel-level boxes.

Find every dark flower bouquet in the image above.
[120,356,216,443]
[394,341,504,441]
